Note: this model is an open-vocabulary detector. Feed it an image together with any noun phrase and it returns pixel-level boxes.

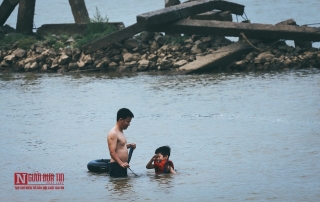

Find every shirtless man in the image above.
[107,108,136,177]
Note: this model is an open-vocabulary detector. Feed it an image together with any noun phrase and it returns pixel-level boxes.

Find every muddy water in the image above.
[0,69,320,201]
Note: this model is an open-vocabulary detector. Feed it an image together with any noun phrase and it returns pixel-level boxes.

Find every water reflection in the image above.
[64,71,139,80]
[106,177,136,200]
[0,72,41,83]
[153,174,174,194]
[1,68,319,83]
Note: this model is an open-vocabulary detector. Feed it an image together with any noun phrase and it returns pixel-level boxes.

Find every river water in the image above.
[1,69,320,201]
[1,0,320,201]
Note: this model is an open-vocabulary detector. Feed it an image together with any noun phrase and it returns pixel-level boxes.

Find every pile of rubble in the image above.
[228,42,320,71]
[0,32,319,73]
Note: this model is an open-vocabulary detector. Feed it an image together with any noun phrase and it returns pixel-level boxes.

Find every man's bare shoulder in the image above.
[107,127,118,139]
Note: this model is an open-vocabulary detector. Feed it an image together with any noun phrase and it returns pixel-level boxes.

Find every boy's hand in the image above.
[151,154,157,161]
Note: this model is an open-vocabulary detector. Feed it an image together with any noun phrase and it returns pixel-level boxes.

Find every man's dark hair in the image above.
[117,108,134,121]
[155,146,171,157]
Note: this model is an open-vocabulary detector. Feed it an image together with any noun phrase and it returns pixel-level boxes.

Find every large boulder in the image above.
[147,54,157,61]
[4,54,15,63]
[123,53,134,62]
[59,54,70,65]
[254,51,274,64]
[95,57,110,68]
[190,45,203,54]
[123,38,140,50]
[154,35,166,45]
[150,41,160,53]
[79,53,92,65]
[173,59,188,68]
[138,59,150,71]
[13,48,26,58]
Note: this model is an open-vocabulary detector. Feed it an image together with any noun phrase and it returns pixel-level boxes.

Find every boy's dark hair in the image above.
[155,146,171,157]
[117,108,134,121]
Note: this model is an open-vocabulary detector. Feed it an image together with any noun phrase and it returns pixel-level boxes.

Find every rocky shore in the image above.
[0,32,319,73]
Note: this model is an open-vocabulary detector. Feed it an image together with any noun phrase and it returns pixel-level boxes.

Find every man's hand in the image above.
[128,143,136,149]
[120,162,130,168]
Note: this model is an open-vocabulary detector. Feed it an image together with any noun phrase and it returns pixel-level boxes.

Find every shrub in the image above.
[0,33,37,49]
[74,7,116,48]
[17,37,38,49]
[44,35,57,46]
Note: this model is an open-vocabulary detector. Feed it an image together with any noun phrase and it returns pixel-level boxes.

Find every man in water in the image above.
[107,108,136,177]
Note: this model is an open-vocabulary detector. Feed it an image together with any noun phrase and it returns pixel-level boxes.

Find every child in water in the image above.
[146,146,177,174]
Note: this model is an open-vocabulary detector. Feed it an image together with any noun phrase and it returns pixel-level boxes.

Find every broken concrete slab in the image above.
[82,23,145,54]
[179,39,260,74]
[275,18,297,26]
[275,19,312,48]
[190,11,232,22]
[147,19,320,41]
[137,0,244,25]
[0,0,20,26]
[37,22,125,36]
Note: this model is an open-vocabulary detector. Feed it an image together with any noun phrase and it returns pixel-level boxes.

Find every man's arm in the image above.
[107,132,129,168]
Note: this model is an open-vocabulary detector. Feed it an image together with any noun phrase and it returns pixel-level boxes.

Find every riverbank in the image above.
[0,31,319,74]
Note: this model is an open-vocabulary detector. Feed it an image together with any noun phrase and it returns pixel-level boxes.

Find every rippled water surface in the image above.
[1,69,320,201]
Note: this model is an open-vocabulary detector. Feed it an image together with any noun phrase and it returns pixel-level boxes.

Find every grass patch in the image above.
[17,37,38,49]
[44,35,57,47]
[43,35,66,50]
[0,33,38,49]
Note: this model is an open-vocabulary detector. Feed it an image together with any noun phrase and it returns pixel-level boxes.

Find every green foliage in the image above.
[0,33,37,49]
[0,33,23,48]
[165,35,189,45]
[42,35,66,50]
[59,34,69,42]
[44,35,57,46]
[0,33,4,41]
[17,37,38,49]
[52,41,64,50]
